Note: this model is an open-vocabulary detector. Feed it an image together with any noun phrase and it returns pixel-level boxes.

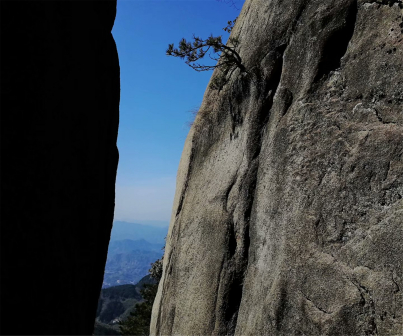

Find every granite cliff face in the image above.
[151,0,403,335]
[1,1,119,334]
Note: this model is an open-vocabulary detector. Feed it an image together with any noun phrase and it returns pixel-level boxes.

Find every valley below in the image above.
[102,222,167,288]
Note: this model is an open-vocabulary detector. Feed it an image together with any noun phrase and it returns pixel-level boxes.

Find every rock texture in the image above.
[1,1,119,334]
[151,0,403,335]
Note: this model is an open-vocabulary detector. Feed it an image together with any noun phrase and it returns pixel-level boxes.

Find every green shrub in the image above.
[119,258,163,336]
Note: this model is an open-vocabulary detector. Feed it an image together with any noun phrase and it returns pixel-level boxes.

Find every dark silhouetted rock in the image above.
[151,0,402,335]
[1,1,119,334]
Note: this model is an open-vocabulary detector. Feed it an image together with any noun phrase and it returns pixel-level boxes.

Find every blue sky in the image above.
[112,0,242,226]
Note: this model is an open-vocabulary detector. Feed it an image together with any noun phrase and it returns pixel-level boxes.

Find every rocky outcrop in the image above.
[151,0,403,335]
[1,1,119,334]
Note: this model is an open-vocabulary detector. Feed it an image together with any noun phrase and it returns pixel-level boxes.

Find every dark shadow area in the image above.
[253,43,287,160]
[1,1,120,334]
[314,1,358,82]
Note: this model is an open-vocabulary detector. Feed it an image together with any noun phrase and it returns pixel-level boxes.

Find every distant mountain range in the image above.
[102,222,168,288]
[103,248,163,288]
[107,238,163,255]
[110,221,168,245]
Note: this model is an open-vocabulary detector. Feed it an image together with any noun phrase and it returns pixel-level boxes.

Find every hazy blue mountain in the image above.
[132,220,169,227]
[103,222,167,288]
[110,221,168,245]
[103,248,163,288]
[107,239,163,256]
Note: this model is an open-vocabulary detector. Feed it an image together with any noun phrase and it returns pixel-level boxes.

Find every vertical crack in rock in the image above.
[220,218,251,336]
[254,44,287,159]
[175,183,187,217]
[211,257,227,332]
[228,221,237,258]
[224,267,247,334]
[224,174,238,212]
[314,0,358,82]
[175,148,195,217]
[289,2,308,35]
[391,274,401,294]
[220,44,287,336]
[351,281,380,335]
[275,285,290,330]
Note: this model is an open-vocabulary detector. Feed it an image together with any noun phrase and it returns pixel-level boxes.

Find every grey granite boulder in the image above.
[151,0,403,335]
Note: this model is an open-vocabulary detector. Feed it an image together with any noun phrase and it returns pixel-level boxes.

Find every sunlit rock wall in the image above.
[151,0,403,335]
[1,1,120,334]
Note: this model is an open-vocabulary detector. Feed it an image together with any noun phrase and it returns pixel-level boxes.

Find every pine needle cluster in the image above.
[166,18,245,90]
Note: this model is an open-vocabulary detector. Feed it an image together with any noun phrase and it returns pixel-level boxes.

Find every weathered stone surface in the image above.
[151,0,403,335]
[1,1,119,334]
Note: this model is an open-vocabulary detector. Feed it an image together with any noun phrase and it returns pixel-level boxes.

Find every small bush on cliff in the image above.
[166,18,245,90]
[118,283,158,336]
[119,257,163,336]
[148,257,163,281]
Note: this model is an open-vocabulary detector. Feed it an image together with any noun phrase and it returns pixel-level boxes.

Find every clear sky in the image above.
[112,0,242,226]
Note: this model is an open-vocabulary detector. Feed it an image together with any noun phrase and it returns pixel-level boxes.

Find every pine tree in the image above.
[166,18,245,90]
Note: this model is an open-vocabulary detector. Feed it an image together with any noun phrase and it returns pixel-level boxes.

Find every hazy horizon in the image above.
[113,219,170,228]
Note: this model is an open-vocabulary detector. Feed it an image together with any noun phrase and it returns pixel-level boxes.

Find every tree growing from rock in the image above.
[119,255,164,335]
[118,283,158,336]
[148,257,163,281]
[166,18,245,90]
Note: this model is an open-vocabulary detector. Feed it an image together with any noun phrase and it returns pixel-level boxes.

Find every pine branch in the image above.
[166,18,244,90]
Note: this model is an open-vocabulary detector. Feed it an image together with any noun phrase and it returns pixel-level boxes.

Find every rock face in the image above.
[1,1,119,334]
[151,0,403,335]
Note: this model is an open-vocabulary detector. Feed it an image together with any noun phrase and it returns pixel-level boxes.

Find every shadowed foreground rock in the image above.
[151,0,403,335]
[1,1,119,334]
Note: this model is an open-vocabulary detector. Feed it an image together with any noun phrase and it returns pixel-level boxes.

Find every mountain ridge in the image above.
[110,221,168,245]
